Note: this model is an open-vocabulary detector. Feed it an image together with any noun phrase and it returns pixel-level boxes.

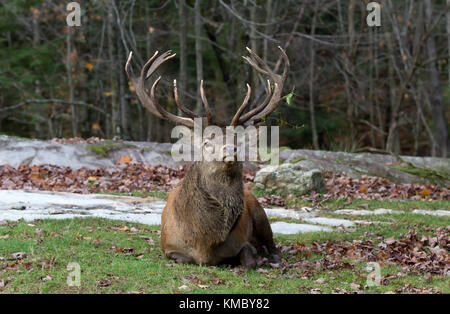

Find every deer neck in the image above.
[175,161,244,244]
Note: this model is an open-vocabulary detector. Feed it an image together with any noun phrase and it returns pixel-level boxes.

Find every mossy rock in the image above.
[87,143,137,157]
[389,163,449,186]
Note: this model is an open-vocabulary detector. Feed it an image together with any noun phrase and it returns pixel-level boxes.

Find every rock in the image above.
[279,149,450,187]
[48,209,64,215]
[0,136,181,170]
[8,205,26,211]
[254,163,324,195]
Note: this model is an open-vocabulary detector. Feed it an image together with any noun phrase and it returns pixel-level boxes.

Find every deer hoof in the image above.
[167,252,194,264]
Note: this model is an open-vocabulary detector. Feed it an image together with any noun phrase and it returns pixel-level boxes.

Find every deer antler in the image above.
[238,46,290,126]
[125,51,209,128]
[125,48,289,129]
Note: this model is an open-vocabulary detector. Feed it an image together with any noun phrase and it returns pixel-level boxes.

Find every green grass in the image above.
[0,213,448,294]
[284,197,450,211]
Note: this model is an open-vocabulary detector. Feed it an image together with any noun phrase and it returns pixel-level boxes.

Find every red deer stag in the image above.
[125,47,289,269]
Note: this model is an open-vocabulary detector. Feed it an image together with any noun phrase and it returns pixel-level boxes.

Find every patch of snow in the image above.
[334,208,395,215]
[1,190,405,234]
[303,217,355,227]
[264,207,316,219]
[412,209,450,217]
[270,221,333,234]
[0,190,165,225]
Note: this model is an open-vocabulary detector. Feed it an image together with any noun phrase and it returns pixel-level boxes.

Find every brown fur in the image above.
[161,161,280,268]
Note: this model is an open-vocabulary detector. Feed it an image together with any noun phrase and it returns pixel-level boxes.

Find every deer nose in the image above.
[223,145,237,159]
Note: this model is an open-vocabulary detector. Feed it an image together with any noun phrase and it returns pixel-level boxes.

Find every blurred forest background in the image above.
[0,0,449,157]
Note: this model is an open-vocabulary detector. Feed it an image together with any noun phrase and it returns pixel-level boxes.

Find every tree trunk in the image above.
[347,0,357,149]
[385,32,400,154]
[178,0,188,113]
[447,0,450,95]
[309,0,319,150]
[424,0,448,157]
[368,27,376,148]
[249,3,258,93]
[263,0,273,64]
[204,24,237,117]
[117,33,128,139]
[66,27,78,137]
[107,2,119,138]
[447,0,450,156]
[195,0,203,114]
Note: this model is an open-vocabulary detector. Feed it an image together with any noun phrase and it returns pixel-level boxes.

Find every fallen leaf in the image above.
[350,283,361,290]
[12,252,27,260]
[119,156,132,164]
[178,285,190,291]
[315,278,326,284]
[41,275,52,282]
[98,279,112,287]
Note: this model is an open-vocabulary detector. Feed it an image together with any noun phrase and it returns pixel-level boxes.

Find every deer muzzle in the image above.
[223,145,238,162]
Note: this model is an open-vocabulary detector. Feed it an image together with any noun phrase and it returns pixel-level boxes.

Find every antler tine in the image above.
[150,76,194,128]
[126,51,165,120]
[125,51,134,78]
[245,47,276,81]
[278,46,290,79]
[140,50,159,80]
[242,56,270,77]
[231,84,251,126]
[200,80,213,125]
[174,79,199,118]
[146,51,176,79]
[126,50,195,128]
[239,79,272,125]
[240,47,290,125]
